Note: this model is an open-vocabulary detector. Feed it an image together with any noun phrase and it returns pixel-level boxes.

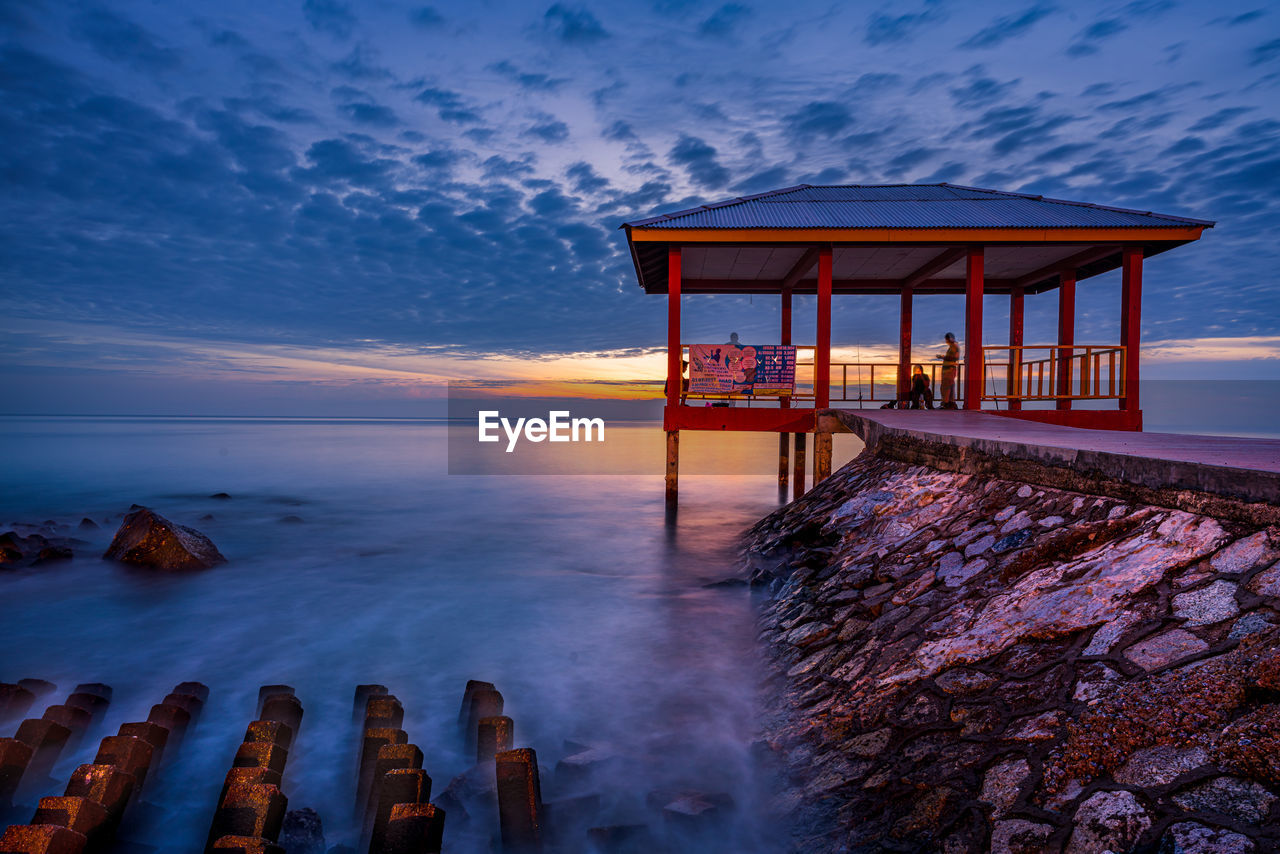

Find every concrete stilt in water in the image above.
[496,748,543,852]
[477,716,514,763]
[363,744,424,838]
[778,433,789,491]
[364,696,404,731]
[356,728,407,819]
[1,738,33,806]
[814,432,832,484]
[456,681,494,733]
[258,696,302,750]
[0,824,87,854]
[255,687,293,718]
[664,430,679,505]
[792,433,806,501]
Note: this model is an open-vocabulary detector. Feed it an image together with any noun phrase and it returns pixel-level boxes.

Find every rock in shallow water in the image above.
[102,507,226,570]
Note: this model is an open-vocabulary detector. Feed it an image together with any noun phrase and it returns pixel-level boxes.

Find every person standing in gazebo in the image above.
[937,332,960,409]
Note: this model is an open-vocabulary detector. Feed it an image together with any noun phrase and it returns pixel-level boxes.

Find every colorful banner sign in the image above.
[687,344,796,395]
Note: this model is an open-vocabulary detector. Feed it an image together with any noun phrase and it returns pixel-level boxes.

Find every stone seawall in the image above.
[744,450,1280,853]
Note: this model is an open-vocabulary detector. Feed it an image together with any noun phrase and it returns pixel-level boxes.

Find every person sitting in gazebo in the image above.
[908,364,934,410]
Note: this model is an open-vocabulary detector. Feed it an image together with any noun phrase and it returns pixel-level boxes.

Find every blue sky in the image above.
[2,0,1278,414]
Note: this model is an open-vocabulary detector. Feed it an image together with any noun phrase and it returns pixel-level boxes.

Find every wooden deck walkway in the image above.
[823,409,1280,507]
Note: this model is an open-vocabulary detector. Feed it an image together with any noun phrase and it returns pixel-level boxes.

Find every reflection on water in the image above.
[0,419,861,852]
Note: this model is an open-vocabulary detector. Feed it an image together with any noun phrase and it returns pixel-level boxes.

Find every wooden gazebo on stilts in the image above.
[621,184,1213,504]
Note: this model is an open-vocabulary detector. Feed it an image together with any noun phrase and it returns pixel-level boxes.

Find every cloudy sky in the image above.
[2,0,1278,414]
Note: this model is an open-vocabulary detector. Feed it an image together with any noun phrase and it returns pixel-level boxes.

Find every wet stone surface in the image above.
[742,451,1280,853]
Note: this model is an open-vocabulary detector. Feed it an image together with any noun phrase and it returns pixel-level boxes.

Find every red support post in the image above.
[897,285,913,405]
[780,286,792,410]
[1121,246,1143,413]
[666,247,682,411]
[1008,286,1024,411]
[815,247,832,409]
[1056,270,1076,411]
[964,246,984,411]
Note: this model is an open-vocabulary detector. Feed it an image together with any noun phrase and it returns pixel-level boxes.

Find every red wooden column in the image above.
[779,286,792,489]
[1008,285,1024,411]
[666,246,682,411]
[1056,270,1076,411]
[665,246,681,504]
[963,246,984,410]
[815,247,832,409]
[897,285,913,405]
[1120,246,1143,413]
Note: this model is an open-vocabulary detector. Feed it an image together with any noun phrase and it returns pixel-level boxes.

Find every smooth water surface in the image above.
[0,418,862,852]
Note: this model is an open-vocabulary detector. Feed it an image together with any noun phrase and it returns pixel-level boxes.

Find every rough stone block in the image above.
[279,808,324,854]
[495,748,542,853]
[1,738,33,805]
[365,745,423,819]
[173,682,210,703]
[117,722,168,766]
[476,716,514,763]
[93,736,154,789]
[457,680,495,732]
[14,719,71,780]
[258,696,302,748]
[255,687,293,717]
[382,803,444,854]
[41,706,91,739]
[368,767,431,853]
[352,685,388,724]
[243,721,291,750]
[209,836,284,854]
[1,684,36,723]
[64,764,136,820]
[355,729,407,819]
[363,696,403,730]
[233,742,289,777]
[464,689,503,755]
[146,704,192,745]
[207,783,287,849]
[0,824,87,854]
[219,767,282,805]
[161,693,204,723]
[63,694,109,725]
[31,796,110,841]
[17,680,57,700]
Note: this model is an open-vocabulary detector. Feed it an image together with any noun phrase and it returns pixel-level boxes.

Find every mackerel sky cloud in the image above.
[1,0,1278,412]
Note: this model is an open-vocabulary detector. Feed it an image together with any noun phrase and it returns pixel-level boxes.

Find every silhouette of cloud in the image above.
[668,135,730,188]
[961,4,1055,49]
[542,5,610,44]
[864,1,944,45]
[698,4,752,39]
[303,0,356,38]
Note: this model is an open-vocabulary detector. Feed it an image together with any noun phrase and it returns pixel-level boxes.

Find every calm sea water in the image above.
[0,418,865,853]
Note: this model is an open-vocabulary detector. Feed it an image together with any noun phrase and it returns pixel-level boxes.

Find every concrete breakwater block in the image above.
[207,783,288,847]
[220,768,282,805]
[1,739,34,806]
[476,716,514,764]
[92,736,153,791]
[162,692,205,724]
[146,704,191,750]
[463,689,503,756]
[61,696,107,728]
[255,687,293,718]
[233,743,289,777]
[259,697,302,749]
[243,721,291,750]
[1,685,36,724]
[355,728,407,819]
[30,796,109,844]
[495,748,543,853]
[14,720,71,783]
[368,768,431,853]
[381,803,444,854]
[210,835,285,854]
[456,681,495,732]
[363,697,403,731]
[0,823,87,854]
[63,765,135,824]
[117,722,169,767]
[352,686,388,724]
[40,707,91,750]
[16,682,56,702]
[174,682,210,703]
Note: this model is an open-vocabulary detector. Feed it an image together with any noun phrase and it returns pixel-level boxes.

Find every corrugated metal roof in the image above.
[621,184,1215,230]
